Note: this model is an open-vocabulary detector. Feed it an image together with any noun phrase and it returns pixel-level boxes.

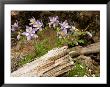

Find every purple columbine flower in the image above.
[22,26,38,40]
[11,20,18,31]
[59,20,71,34]
[48,16,59,28]
[33,20,43,31]
[29,17,36,25]
[29,17,43,31]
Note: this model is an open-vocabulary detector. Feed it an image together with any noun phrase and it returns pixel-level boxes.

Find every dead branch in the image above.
[68,42,100,58]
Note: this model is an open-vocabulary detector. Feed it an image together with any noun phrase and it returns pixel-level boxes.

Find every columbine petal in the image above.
[53,23,56,28]
[55,16,58,20]
[30,33,34,36]
[33,28,39,31]
[17,34,20,40]
[63,29,67,34]
[49,17,53,21]
[26,29,29,32]
[11,27,15,31]
[11,21,19,31]
[33,34,38,38]
[25,33,29,36]
[48,22,52,28]
[26,27,33,33]
[26,25,29,29]
[22,32,26,35]
[32,30,35,33]
[29,27,33,31]
[29,23,33,25]
[22,32,29,36]
[27,35,31,40]
[33,24,37,27]
[14,23,18,27]
[29,17,36,24]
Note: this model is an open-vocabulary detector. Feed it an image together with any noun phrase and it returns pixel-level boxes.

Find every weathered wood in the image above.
[11,46,74,77]
[68,42,100,58]
[11,42,100,77]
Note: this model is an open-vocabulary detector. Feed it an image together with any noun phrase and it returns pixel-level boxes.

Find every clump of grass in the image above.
[34,39,51,57]
[18,52,36,66]
[66,59,100,77]
[66,61,87,77]
[18,39,50,66]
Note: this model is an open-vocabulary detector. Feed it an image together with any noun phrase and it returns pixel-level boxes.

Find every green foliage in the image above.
[56,27,61,32]
[18,52,36,66]
[56,30,88,48]
[68,40,78,47]
[56,38,67,46]
[18,39,51,66]
[67,61,87,77]
[73,30,86,36]
[16,29,91,67]
[78,39,85,44]
[34,39,50,57]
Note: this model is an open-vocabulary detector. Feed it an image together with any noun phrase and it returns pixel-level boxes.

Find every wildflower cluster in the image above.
[48,16,76,38]
[48,16,72,33]
[11,16,92,41]
[20,17,43,40]
[11,17,43,40]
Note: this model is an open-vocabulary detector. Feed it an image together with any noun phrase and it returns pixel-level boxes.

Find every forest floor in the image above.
[11,26,100,77]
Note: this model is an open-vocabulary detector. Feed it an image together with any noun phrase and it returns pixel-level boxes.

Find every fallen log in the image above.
[11,46,74,77]
[11,42,100,77]
[68,42,100,58]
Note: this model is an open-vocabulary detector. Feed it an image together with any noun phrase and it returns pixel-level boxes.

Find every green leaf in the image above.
[78,39,85,44]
